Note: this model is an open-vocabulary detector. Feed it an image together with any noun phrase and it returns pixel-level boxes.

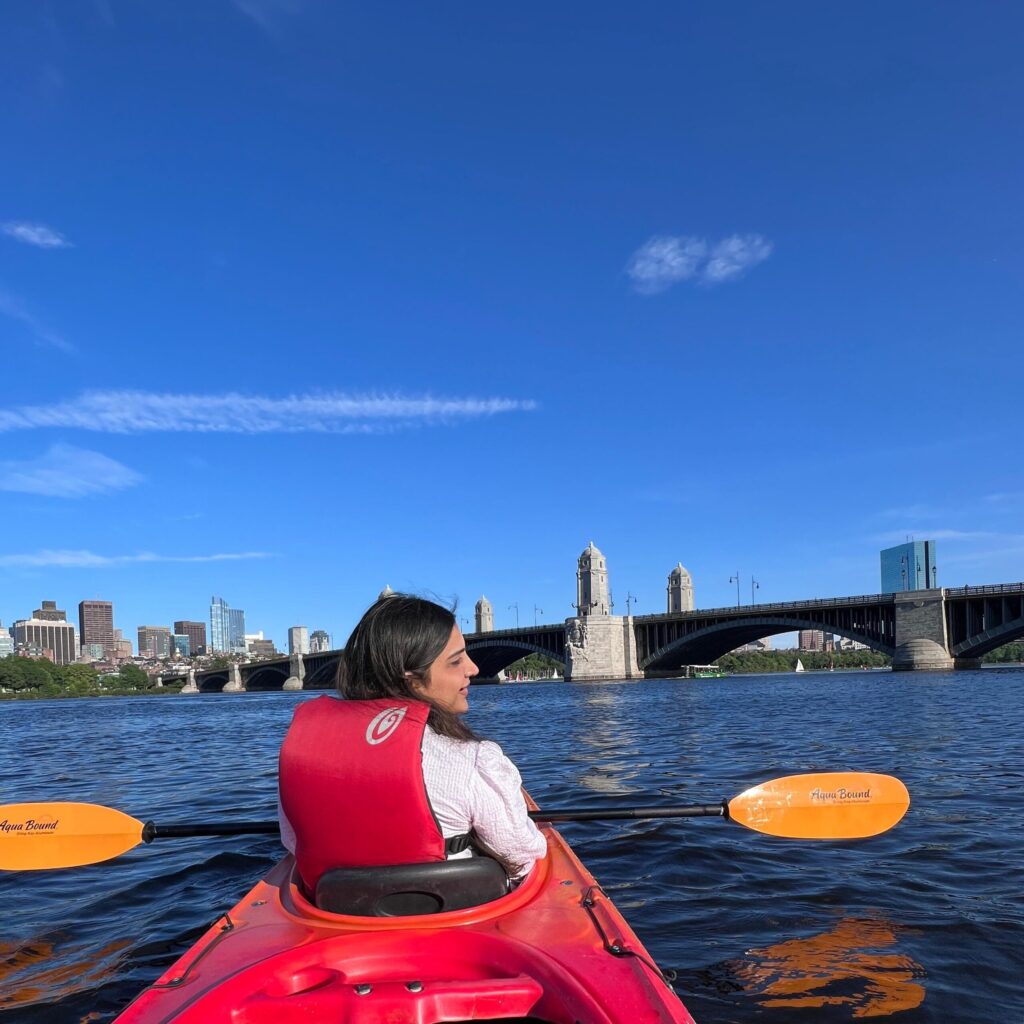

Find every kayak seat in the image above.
[315,858,510,916]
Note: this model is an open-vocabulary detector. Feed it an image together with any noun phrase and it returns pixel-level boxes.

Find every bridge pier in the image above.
[892,590,954,671]
[565,615,641,682]
[284,652,305,691]
[223,663,245,692]
[179,668,199,693]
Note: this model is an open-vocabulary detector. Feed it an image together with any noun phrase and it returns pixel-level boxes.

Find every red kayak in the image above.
[112,810,695,1023]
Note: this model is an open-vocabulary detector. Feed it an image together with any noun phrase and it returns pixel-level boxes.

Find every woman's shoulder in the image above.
[424,731,514,773]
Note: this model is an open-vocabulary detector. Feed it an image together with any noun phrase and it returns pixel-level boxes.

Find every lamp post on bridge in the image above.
[729,572,741,608]
[533,605,543,626]
[508,603,519,629]
[751,577,760,605]
[460,616,471,634]
[625,592,638,615]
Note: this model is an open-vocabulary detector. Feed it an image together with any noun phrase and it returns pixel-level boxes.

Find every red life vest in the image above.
[278,695,445,894]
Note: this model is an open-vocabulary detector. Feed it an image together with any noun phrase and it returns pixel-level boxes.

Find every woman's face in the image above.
[414,625,478,714]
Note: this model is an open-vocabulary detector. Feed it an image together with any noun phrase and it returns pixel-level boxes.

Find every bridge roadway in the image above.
[170,583,1024,692]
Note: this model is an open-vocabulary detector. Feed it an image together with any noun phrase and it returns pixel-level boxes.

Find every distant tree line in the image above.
[0,658,185,699]
[504,653,563,678]
[717,649,891,674]
[983,642,1024,663]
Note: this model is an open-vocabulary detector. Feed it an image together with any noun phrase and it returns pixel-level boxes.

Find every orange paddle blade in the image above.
[0,802,145,871]
[727,772,910,840]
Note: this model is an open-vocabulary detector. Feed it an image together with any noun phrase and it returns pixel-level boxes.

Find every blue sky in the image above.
[2,2,1022,648]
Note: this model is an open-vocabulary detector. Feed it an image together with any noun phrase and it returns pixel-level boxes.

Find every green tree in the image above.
[118,664,151,690]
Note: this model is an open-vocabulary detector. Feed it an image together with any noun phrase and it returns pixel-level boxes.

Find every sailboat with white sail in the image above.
[794,658,805,672]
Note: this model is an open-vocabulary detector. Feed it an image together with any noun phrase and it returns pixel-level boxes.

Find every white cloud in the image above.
[0,291,74,353]
[2,221,72,249]
[0,443,142,498]
[0,390,537,435]
[626,236,707,294]
[0,550,274,568]
[627,232,773,294]
[702,234,773,283]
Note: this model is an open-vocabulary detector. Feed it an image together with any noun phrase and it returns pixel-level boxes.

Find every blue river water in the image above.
[1,667,1022,1022]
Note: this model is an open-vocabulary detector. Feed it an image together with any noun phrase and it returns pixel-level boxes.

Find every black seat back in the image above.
[315,858,510,916]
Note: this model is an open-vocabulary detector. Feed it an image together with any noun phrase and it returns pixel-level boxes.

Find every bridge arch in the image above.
[197,670,230,693]
[244,662,290,692]
[641,616,894,673]
[951,619,1024,659]
[465,638,565,679]
[303,656,341,690]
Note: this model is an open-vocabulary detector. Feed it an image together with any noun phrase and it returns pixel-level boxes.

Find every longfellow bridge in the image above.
[169,583,1024,692]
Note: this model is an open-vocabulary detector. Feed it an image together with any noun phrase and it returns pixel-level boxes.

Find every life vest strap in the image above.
[444,832,474,855]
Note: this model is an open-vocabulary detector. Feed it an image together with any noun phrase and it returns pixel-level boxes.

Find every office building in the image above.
[310,629,331,653]
[288,626,309,655]
[880,540,937,593]
[137,626,172,659]
[79,600,115,653]
[666,563,695,613]
[0,622,13,658]
[247,635,277,658]
[174,620,207,656]
[210,597,246,653]
[14,607,77,664]
[34,600,67,622]
[171,634,191,658]
[229,609,246,651]
[798,629,826,652]
[112,629,133,660]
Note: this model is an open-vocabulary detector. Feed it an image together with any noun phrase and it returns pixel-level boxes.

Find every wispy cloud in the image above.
[627,233,773,294]
[0,390,537,435]
[0,443,142,498]
[0,550,274,569]
[2,221,72,249]
[703,235,773,283]
[0,290,74,353]
[625,236,707,295]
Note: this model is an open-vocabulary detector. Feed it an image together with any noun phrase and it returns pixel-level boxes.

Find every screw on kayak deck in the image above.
[406,981,423,992]
[354,984,372,995]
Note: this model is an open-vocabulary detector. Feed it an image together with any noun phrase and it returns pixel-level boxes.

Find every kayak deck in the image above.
[113,820,695,1023]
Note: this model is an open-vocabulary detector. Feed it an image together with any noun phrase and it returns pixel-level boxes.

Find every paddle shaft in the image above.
[141,804,727,840]
[531,803,726,823]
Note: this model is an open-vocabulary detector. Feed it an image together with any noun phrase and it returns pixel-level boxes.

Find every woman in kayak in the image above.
[278,593,547,896]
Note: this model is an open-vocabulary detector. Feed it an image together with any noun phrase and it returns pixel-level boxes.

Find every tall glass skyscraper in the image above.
[880,541,937,593]
[228,608,246,651]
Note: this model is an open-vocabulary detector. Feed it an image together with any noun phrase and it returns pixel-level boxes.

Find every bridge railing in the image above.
[466,625,564,638]
[944,583,1024,597]
[632,593,894,621]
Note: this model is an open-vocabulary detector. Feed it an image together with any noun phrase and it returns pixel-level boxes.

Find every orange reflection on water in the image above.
[0,935,130,1010]
[735,917,925,1018]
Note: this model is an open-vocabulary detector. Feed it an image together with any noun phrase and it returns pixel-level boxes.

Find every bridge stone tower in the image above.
[475,595,494,633]
[576,542,611,616]
[667,563,695,613]
[565,543,640,682]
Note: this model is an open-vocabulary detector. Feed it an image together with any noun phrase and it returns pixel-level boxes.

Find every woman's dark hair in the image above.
[336,594,477,741]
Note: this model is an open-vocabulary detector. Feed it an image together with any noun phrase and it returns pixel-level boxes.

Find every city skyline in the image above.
[0,536,977,658]
[3,5,1022,646]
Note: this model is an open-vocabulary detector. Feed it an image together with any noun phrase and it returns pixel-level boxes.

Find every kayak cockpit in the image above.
[315,857,510,916]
